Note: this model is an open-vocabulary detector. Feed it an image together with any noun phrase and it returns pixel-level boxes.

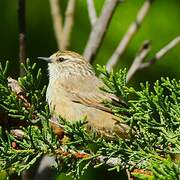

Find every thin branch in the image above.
[49,0,64,50]
[127,36,180,81]
[18,0,27,76]
[87,0,97,26]
[62,0,76,50]
[139,36,180,69]
[126,41,151,82]
[126,169,132,180]
[83,0,120,63]
[106,0,154,72]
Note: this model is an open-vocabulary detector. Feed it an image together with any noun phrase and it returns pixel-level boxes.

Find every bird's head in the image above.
[38,50,94,81]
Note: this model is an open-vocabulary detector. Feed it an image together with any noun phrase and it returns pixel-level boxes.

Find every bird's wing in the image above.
[59,75,125,113]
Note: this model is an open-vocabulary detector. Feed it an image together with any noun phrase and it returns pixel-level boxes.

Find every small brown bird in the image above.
[38,51,130,139]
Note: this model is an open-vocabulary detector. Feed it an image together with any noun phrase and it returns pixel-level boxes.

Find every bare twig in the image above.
[49,0,63,50]
[49,0,76,50]
[84,0,120,63]
[106,0,154,71]
[126,169,133,180]
[87,0,97,26]
[63,0,76,50]
[18,0,27,76]
[127,36,180,81]
[127,41,151,82]
[139,36,180,69]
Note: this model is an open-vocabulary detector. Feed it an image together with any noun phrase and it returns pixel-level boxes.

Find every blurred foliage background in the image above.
[0,0,180,85]
[0,0,179,179]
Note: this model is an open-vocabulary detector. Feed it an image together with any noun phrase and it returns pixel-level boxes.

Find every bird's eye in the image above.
[58,57,65,62]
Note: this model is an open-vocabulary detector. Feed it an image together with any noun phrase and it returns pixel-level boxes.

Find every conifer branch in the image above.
[0,60,179,179]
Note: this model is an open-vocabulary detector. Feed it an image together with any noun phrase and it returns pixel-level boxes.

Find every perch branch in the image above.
[87,0,97,26]
[83,0,120,63]
[18,0,27,76]
[63,0,76,50]
[49,0,64,50]
[127,41,151,82]
[139,36,180,69]
[106,0,154,72]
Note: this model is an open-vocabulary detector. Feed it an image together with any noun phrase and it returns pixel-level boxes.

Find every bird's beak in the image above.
[38,57,52,63]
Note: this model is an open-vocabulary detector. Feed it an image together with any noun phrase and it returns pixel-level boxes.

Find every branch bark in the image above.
[139,36,180,69]
[18,0,26,76]
[63,0,76,50]
[83,0,120,63]
[127,36,180,81]
[106,0,154,72]
[87,0,97,26]
[49,0,63,50]
[127,41,151,82]
[49,0,75,50]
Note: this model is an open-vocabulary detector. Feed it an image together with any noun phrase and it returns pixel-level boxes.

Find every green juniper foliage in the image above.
[0,60,179,179]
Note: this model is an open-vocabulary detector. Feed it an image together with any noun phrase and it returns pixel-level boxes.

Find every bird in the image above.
[38,51,130,139]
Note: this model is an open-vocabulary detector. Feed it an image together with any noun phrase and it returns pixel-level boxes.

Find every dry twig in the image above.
[106,0,154,71]
[63,0,76,50]
[126,169,133,180]
[49,0,64,50]
[49,0,76,50]
[18,0,27,76]
[127,36,180,81]
[87,0,97,26]
[84,0,120,63]
[139,36,180,69]
[127,41,151,81]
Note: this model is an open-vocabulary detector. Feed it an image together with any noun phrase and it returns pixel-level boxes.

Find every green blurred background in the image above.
[0,0,179,179]
[0,0,180,84]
